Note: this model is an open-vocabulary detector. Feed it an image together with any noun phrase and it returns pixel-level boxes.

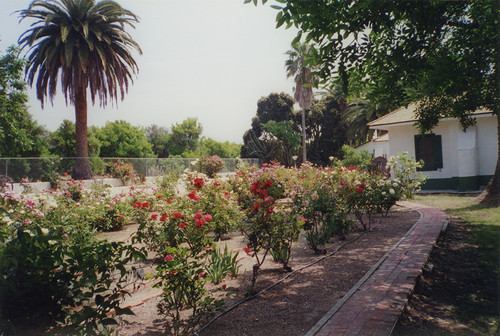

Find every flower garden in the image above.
[0,153,426,336]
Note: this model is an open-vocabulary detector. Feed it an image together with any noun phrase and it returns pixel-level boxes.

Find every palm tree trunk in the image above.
[478,114,500,205]
[301,106,307,163]
[72,87,92,180]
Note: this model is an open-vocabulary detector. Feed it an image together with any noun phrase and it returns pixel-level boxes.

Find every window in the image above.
[414,134,443,171]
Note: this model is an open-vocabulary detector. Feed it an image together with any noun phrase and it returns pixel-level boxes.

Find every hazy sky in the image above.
[0,0,299,144]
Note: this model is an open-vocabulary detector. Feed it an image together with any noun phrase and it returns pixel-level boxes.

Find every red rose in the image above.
[243,245,252,256]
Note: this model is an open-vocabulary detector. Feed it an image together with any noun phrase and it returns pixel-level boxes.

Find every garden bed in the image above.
[114,204,419,336]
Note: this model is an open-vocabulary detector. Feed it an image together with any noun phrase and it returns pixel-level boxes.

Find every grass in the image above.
[414,194,500,266]
[413,194,500,334]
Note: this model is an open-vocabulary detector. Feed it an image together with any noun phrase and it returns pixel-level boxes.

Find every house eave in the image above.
[368,112,495,130]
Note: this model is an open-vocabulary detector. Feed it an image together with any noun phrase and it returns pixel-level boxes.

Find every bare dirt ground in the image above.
[392,216,499,336]
[115,204,420,336]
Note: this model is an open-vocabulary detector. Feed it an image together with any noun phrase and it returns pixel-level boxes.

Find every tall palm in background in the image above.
[285,43,314,163]
[18,0,142,179]
[318,85,387,147]
[343,98,380,146]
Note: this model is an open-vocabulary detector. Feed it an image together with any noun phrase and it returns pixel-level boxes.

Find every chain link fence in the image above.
[0,157,261,182]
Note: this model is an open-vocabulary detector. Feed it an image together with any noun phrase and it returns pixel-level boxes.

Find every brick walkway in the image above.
[305,201,448,336]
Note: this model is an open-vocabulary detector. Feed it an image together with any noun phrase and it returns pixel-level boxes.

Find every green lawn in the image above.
[414,194,500,268]
[413,194,499,334]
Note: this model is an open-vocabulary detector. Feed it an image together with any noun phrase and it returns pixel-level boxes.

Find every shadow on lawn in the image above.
[393,217,499,336]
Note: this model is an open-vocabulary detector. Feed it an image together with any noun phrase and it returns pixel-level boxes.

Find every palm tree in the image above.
[343,98,380,146]
[18,0,142,179]
[285,43,314,163]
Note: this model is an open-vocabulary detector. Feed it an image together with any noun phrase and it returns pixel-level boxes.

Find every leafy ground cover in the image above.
[393,194,500,336]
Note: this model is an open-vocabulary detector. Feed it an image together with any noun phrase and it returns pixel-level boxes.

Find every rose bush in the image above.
[0,188,146,335]
[193,155,225,178]
[0,151,422,334]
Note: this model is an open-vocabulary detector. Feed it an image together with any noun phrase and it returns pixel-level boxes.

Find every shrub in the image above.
[235,163,303,289]
[194,155,224,178]
[108,160,137,184]
[387,152,428,199]
[291,164,353,253]
[0,212,146,334]
[338,144,373,171]
[155,247,225,336]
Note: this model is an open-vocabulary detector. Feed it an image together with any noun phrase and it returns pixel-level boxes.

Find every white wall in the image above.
[386,121,453,179]
[476,116,497,176]
[385,115,497,179]
[355,140,388,158]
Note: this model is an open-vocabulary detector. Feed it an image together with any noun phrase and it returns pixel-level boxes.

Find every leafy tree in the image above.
[305,96,347,166]
[50,120,76,158]
[241,92,295,161]
[18,0,142,179]
[250,92,295,137]
[97,120,154,158]
[50,120,101,157]
[252,0,499,204]
[145,124,170,158]
[0,46,48,157]
[261,120,301,166]
[200,138,241,158]
[168,118,203,157]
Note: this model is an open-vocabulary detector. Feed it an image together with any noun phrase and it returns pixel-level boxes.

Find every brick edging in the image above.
[306,201,448,336]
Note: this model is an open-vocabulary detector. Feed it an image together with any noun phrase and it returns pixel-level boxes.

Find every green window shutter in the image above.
[414,135,420,160]
[433,134,443,169]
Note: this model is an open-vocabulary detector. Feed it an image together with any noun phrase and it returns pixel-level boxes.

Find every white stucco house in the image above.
[358,103,498,191]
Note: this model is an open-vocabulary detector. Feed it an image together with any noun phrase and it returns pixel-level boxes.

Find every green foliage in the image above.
[0,194,146,334]
[169,118,203,157]
[205,245,240,284]
[387,152,428,199]
[97,120,154,158]
[193,155,224,178]
[0,46,49,157]
[50,120,77,157]
[242,92,349,166]
[145,124,170,158]
[107,160,138,184]
[154,247,225,336]
[200,138,241,158]
[262,120,301,150]
[305,96,347,165]
[338,145,373,171]
[241,92,296,162]
[261,1,497,118]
